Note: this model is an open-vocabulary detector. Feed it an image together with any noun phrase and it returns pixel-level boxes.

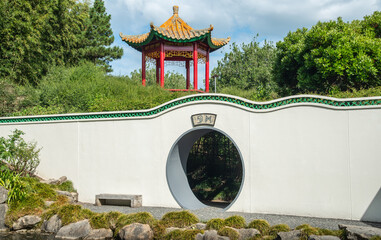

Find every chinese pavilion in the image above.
[120,6,230,92]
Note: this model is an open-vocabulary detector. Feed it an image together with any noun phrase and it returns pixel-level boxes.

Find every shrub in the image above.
[0,129,41,176]
[5,194,45,226]
[206,218,225,230]
[161,211,199,228]
[248,219,271,235]
[318,228,345,238]
[269,224,290,237]
[218,226,240,240]
[224,215,246,229]
[90,213,108,229]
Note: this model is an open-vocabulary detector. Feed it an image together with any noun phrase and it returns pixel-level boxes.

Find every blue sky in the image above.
[104,0,380,79]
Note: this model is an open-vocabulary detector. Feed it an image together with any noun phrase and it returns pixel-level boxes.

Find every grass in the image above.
[164,229,203,240]
[218,226,240,240]
[206,218,225,230]
[248,219,271,235]
[268,224,291,237]
[224,215,246,229]
[160,211,199,228]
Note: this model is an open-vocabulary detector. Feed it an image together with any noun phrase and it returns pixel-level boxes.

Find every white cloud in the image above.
[105,0,380,77]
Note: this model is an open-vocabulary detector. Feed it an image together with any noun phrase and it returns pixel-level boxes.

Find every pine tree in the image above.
[82,0,123,72]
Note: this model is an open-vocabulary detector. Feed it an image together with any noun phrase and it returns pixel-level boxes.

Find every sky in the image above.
[104,0,380,81]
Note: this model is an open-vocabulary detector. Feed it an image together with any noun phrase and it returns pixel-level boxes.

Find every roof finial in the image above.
[173,5,179,15]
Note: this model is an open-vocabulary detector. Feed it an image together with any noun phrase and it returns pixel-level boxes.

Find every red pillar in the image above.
[193,42,198,90]
[156,59,159,84]
[142,48,146,86]
[205,48,210,92]
[160,42,165,88]
[186,60,190,89]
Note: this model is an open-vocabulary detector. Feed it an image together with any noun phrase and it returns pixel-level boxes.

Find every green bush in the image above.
[57,204,94,226]
[296,224,320,240]
[248,219,271,235]
[206,218,225,230]
[161,211,199,228]
[115,212,155,237]
[269,224,290,237]
[55,180,76,192]
[224,215,246,229]
[0,129,41,176]
[0,164,27,203]
[218,226,240,240]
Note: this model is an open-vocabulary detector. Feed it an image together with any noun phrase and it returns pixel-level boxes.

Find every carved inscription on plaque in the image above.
[191,113,216,127]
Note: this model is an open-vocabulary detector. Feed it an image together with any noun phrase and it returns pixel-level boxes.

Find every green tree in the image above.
[212,37,276,95]
[81,0,123,72]
[274,12,381,94]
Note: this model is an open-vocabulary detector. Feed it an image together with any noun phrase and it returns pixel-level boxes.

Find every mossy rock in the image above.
[206,218,225,231]
[218,226,240,240]
[161,211,199,228]
[269,224,290,237]
[224,215,246,229]
[57,204,94,226]
[248,219,271,235]
[164,229,203,240]
[114,212,155,237]
[296,224,320,240]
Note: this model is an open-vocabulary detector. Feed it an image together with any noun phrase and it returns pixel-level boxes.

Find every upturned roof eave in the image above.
[120,31,229,53]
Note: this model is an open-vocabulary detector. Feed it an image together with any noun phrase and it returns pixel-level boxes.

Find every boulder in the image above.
[193,223,207,230]
[0,187,8,204]
[56,190,78,203]
[55,219,91,240]
[238,228,260,239]
[118,223,153,240]
[0,204,8,231]
[200,230,230,240]
[12,215,41,230]
[41,176,67,185]
[276,230,302,240]
[41,214,62,233]
[309,235,341,240]
[339,224,381,240]
[84,228,113,240]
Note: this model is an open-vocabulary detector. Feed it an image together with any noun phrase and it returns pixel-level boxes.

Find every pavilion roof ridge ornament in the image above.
[120,5,230,52]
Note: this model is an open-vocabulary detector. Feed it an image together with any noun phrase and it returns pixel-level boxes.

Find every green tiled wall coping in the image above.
[0,94,380,124]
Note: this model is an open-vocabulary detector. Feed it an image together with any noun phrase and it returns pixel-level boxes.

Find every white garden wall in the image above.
[0,94,380,222]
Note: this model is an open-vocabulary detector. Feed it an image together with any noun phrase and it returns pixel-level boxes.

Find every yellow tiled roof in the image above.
[120,6,230,52]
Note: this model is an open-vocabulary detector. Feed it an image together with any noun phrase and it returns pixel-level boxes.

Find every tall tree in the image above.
[81,0,123,72]
[274,12,381,94]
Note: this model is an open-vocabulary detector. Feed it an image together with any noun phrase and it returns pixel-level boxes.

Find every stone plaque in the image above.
[191,113,216,127]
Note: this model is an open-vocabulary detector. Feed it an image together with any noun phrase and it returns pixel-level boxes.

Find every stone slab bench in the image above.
[95,194,142,208]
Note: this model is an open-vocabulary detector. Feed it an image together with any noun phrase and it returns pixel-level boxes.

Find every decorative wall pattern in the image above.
[0,94,380,124]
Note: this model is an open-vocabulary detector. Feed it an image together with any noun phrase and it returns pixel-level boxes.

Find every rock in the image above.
[339,224,381,240]
[44,201,55,207]
[309,235,341,240]
[0,187,8,204]
[56,190,78,203]
[55,219,91,240]
[193,223,207,230]
[200,230,230,240]
[276,230,302,240]
[0,204,8,231]
[41,176,67,185]
[84,228,113,240]
[41,215,62,233]
[238,228,260,239]
[118,223,154,240]
[165,227,181,234]
[12,215,41,230]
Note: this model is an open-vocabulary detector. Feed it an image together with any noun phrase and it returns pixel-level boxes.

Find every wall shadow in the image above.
[361,187,381,224]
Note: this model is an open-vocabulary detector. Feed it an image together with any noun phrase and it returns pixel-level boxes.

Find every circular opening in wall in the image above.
[166,127,244,210]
